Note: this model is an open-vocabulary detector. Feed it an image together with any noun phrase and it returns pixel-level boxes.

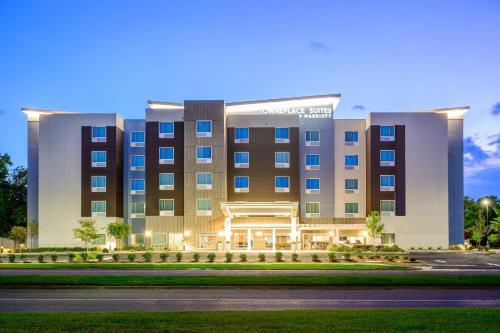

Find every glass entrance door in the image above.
[232,231,248,250]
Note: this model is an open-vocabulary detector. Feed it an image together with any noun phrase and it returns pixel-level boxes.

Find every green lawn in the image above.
[0,262,407,270]
[0,308,499,333]
[1,274,499,287]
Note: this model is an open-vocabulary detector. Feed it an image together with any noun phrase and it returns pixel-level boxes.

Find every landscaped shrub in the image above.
[410,247,415,250]
[112,253,120,262]
[409,257,417,263]
[258,253,266,262]
[68,253,76,262]
[143,252,153,262]
[19,254,27,263]
[327,252,337,262]
[225,252,233,263]
[96,254,104,262]
[367,254,375,260]
[207,253,216,262]
[437,246,442,250]
[357,254,364,259]
[311,253,320,262]
[291,253,299,262]
[379,245,404,252]
[239,253,247,262]
[51,254,58,263]
[160,252,169,262]
[192,253,200,262]
[8,254,16,263]
[403,256,409,260]
[275,252,283,262]
[428,247,432,250]
[175,252,183,262]
[80,252,88,262]
[37,254,44,263]
[342,252,351,261]
[449,245,465,251]
[385,255,394,262]
[102,248,109,253]
[128,253,136,262]
[374,254,381,259]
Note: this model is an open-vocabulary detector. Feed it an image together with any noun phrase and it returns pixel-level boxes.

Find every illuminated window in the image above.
[197,199,212,216]
[345,203,359,214]
[196,172,212,190]
[305,202,320,217]
[159,173,174,190]
[159,199,174,216]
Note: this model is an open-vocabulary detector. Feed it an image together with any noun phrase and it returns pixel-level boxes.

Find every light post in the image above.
[482,199,490,248]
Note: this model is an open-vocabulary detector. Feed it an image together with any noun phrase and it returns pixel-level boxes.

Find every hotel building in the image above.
[23,94,467,250]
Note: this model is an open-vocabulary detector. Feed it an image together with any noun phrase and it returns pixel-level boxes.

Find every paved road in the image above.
[1,287,498,312]
[410,251,500,269]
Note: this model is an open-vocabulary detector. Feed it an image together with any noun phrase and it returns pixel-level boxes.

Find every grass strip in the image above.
[0,308,499,332]
[0,262,407,270]
[0,275,499,287]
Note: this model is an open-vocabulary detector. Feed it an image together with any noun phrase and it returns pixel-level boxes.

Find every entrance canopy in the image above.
[220,202,299,218]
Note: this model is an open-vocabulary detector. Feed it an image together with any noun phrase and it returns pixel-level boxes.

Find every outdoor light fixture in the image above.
[362,231,369,237]
[482,198,491,247]
[144,230,152,237]
[184,230,191,237]
[217,231,225,237]
[256,231,263,237]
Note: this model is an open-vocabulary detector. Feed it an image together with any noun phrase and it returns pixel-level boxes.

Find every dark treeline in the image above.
[0,153,27,237]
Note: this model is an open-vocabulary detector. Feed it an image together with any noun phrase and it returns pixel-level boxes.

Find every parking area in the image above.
[410,251,500,269]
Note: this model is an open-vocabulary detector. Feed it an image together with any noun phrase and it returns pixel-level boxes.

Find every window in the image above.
[130,179,145,194]
[275,176,290,192]
[197,199,212,216]
[275,127,289,143]
[159,173,174,190]
[234,152,249,168]
[345,179,359,192]
[130,155,145,171]
[305,154,320,170]
[345,203,359,215]
[159,122,174,138]
[91,176,106,192]
[92,127,106,142]
[196,172,212,190]
[130,202,145,218]
[152,233,167,246]
[196,120,212,138]
[344,155,358,169]
[132,233,144,245]
[91,201,106,217]
[234,176,249,193]
[159,147,174,164]
[380,175,395,191]
[159,199,174,216]
[305,202,320,217]
[380,150,395,166]
[305,178,320,194]
[380,125,395,141]
[196,146,212,163]
[234,128,249,143]
[345,131,358,145]
[198,233,217,249]
[381,233,396,245]
[130,131,145,147]
[380,200,395,216]
[275,152,290,168]
[91,151,107,167]
[92,234,106,245]
[305,130,320,146]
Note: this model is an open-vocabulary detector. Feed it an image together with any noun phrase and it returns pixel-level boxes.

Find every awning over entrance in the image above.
[220,201,299,218]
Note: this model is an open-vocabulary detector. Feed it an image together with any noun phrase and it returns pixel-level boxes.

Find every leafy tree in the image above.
[366,211,384,248]
[27,219,38,248]
[464,196,479,233]
[471,211,487,248]
[106,218,130,250]
[0,153,27,237]
[73,219,98,252]
[9,226,27,248]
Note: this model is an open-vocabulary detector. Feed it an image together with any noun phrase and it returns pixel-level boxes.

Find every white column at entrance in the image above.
[224,217,231,251]
[290,217,297,251]
[272,228,276,251]
[247,228,252,251]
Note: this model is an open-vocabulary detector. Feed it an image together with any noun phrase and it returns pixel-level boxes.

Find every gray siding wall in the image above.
[124,119,146,234]
[448,119,464,245]
[27,121,39,247]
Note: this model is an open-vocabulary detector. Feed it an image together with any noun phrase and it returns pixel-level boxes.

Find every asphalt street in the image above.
[1,287,499,312]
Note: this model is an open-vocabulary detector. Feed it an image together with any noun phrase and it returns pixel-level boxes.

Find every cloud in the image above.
[309,41,329,53]
[464,134,500,178]
[491,102,500,116]
[352,105,366,112]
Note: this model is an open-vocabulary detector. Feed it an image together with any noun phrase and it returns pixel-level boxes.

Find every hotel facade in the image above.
[23,94,467,251]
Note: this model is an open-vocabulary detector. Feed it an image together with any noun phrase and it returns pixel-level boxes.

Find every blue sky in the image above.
[0,0,499,198]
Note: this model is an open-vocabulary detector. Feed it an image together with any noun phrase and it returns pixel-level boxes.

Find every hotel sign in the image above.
[257,106,333,119]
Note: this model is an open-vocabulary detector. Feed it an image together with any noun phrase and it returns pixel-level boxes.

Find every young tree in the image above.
[471,211,486,248]
[106,218,131,250]
[9,226,27,248]
[366,211,384,249]
[27,220,38,248]
[73,219,98,253]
